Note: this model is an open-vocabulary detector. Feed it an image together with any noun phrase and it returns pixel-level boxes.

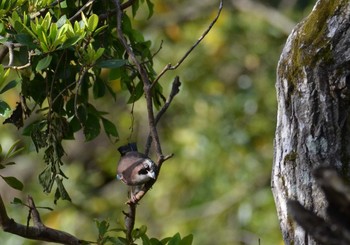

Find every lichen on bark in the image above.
[272,0,350,244]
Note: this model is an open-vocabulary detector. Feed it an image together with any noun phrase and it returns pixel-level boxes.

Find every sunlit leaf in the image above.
[0,80,17,94]
[4,139,22,160]
[87,14,98,32]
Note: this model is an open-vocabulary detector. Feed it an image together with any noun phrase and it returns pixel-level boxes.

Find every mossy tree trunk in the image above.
[272,1,350,244]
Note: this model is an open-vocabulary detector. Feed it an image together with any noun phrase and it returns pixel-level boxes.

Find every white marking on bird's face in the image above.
[144,159,154,168]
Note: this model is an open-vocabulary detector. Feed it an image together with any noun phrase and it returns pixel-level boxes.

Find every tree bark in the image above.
[272,1,350,244]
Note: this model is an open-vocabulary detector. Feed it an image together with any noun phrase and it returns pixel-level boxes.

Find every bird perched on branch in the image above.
[116,143,158,201]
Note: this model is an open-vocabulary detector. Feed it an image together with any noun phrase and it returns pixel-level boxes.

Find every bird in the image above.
[116,143,158,200]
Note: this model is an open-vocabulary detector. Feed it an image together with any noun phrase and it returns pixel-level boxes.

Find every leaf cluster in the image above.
[95,220,193,245]
[0,0,163,203]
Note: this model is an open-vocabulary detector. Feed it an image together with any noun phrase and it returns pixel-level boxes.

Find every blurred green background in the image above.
[0,0,315,244]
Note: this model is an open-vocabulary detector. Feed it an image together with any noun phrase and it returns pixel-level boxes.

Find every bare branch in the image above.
[3,50,35,70]
[152,0,223,86]
[123,203,136,244]
[0,195,84,245]
[69,0,95,22]
[145,76,181,156]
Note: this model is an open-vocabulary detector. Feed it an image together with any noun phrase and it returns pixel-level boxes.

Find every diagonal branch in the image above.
[152,0,223,86]
[145,76,181,156]
[0,195,84,245]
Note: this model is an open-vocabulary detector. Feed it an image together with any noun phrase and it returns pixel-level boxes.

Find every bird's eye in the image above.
[138,168,148,175]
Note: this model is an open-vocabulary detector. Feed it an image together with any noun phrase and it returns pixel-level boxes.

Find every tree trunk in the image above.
[272,1,350,244]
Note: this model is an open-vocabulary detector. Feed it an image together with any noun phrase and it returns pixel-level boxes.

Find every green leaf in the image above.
[146,0,154,19]
[39,167,54,193]
[55,177,71,203]
[93,78,106,99]
[141,234,151,245]
[15,33,36,48]
[96,59,126,68]
[56,15,67,28]
[96,220,110,236]
[180,234,193,245]
[0,80,17,94]
[87,14,98,32]
[4,139,22,160]
[60,36,82,49]
[77,105,87,123]
[127,81,144,103]
[22,120,46,136]
[160,237,172,244]
[168,233,181,245]
[69,116,82,132]
[101,117,118,140]
[83,113,100,141]
[0,100,11,117]
[11,197,24,205]
[132,0,140,17]
[36,55,52,71]
[1,175,24,191]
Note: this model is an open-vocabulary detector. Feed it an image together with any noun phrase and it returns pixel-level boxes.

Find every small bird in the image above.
[116,143,158,194]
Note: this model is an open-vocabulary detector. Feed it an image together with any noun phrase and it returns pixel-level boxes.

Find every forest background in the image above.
[0,0,316,244]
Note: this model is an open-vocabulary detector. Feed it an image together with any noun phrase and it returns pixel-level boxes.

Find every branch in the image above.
[0,195,84,245]
[152,0,223,86]
[3,50,35,70]
[69,0,95,22]
[113,0,162,157]
[145,76,181,156]
[113,0,219,240]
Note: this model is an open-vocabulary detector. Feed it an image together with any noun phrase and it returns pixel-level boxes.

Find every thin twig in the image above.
[152,0,223,86]
[74,67,89,122]
[3,50,34,70]
[69,0,95,22]
[145,76,181,156]
[127,100,135,142]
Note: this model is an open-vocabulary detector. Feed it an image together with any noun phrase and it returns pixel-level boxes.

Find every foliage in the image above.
[0,140,23,190]
[0,0,193,244]
[95,220,193,245]
[0,0,163,203]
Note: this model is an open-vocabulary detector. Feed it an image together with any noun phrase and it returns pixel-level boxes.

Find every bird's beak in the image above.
[116,174,124,181]
[148,171,156,179]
